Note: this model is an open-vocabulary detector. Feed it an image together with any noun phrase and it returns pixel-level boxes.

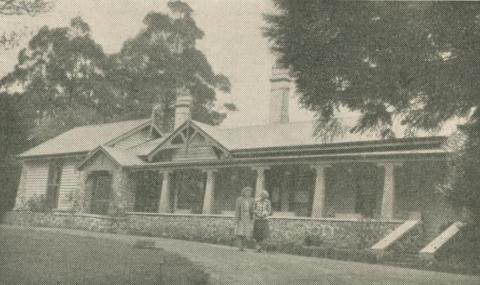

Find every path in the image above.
[1,225,478,285]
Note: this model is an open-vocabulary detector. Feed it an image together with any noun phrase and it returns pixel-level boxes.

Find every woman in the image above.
[234,187,254,251]
[253,190,272,252]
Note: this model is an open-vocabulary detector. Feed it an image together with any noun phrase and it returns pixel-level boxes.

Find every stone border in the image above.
[2,211,403,249]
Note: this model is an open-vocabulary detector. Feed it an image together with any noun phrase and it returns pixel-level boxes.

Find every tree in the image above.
[0,0,53,49]
[111,0,233,132]
[0,0,52,215]
[0,92,28,215]
[0,0,51,15]
[265,1,480,133]
[1,17,119,143]
[264,1,480,260]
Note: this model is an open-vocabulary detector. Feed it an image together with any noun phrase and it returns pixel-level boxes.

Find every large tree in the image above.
[1,17,118,143]
[0,0,52,215]
[0,92,28,215]
[265,1,480,133]
[111,0,233,132]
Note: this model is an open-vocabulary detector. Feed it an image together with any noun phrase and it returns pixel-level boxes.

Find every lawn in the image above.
[0,227,209,284]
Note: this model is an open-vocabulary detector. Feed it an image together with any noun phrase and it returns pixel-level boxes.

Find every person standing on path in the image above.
[234,187,254,251]
[253,190,272,252]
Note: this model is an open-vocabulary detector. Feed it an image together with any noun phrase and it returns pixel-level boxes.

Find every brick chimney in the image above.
[174,87,193,129]
[269,65,291,124]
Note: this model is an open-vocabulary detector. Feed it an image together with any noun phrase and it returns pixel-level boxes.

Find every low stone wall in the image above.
[2,211,403,249]
[268,217,401,248]
[2,211,126,233]
[126,213,237,245]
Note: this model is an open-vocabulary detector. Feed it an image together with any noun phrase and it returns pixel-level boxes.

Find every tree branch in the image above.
[0,0,52,16]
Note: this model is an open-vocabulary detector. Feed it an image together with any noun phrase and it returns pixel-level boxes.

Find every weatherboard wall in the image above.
[22,160,49,201]
[57,158,81,210]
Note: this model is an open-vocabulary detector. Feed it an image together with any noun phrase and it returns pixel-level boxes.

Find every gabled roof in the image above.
[77,145,146,170]
[146,120,230,161]
[18,119,152,158]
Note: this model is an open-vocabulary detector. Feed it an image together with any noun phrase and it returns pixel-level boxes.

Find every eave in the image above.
[17,151,89,161]
[231,137,446,158]
[127,149,448,171]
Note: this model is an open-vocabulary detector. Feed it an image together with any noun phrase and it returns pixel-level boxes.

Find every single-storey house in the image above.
[10,67,463,255]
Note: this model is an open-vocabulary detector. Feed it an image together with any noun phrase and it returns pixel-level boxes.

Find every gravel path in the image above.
[2,225,478,285]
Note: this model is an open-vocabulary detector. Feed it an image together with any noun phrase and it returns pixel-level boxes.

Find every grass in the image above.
[0,227,209,285]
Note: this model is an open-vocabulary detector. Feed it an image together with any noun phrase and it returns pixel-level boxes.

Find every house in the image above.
[11,66,462,254]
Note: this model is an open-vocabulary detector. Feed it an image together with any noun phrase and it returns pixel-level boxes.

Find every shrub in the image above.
[437,223,480,268]
[304,233,324,247]
[26,194,51,213]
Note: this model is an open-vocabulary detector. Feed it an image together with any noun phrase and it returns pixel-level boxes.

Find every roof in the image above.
[191,116,458,152]
[20,111,460,166]
[77,145,146,170]
[19,119,152,158]
[129,135,170,156]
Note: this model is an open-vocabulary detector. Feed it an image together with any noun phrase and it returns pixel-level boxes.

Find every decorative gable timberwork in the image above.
[147,121,230,162]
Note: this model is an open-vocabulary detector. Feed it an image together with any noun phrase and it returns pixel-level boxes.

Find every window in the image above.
[134,171,161,212]
[46,160,63,209]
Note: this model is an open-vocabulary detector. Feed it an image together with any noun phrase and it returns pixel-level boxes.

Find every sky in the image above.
[0,0,314,127]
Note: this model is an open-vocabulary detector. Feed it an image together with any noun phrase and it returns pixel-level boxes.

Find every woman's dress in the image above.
[234,197,254,237]
[253,199,272,242]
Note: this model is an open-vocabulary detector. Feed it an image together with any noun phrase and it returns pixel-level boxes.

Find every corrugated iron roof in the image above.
[129,135,170,156]
[18,119,151,158]
[102,146,145,166]
[192,116,459,151]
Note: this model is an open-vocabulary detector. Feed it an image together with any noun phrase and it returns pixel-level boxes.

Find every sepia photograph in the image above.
[0,0,479,284]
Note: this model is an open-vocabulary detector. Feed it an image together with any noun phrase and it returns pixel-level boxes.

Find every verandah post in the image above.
[252,166,270,199]
[202,169,217,214]
[310,164,331,218]
[158,170,172,213]
[378,162,402,220]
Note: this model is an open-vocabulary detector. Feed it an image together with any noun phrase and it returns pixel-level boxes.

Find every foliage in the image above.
[0,0,53,50]
[2,1,234,143]
[441,123,480,265]
[111,1,233,131]
[265,1,480,135]
[1,16,120,142]
[436,223,480,268]
[443,123,480,223]
[26,194,51,213]
[0,0,51,16]
[0,92,28,215]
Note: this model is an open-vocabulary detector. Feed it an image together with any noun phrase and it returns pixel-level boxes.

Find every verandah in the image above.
[126,161,436,220]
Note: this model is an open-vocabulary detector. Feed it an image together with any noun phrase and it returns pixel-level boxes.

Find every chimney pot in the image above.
[174,87,193,129]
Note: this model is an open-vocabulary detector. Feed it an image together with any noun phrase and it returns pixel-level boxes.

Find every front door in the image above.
[91,173,112,215]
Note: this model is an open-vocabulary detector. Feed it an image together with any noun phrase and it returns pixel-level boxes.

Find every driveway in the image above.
[1,225,478,285]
